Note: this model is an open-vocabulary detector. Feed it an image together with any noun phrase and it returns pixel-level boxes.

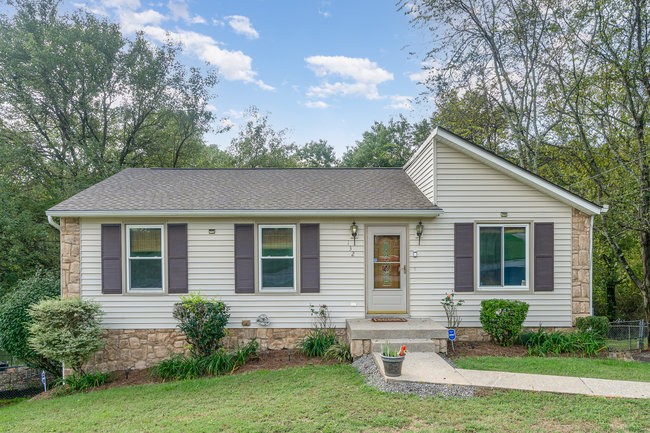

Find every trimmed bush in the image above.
[480,299,529,346]
[28,298,105,374]
[152,339,259,381]
[575,316,610,339]
[173,294,230,358]
[0,271,60,376]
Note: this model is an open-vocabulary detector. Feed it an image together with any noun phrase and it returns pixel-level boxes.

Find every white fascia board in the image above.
[46,208,444,218]
[403,130,436,171]
[434,128,604,215]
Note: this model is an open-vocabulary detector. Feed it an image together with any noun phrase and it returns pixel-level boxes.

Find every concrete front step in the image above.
[371,338,437,353]
[346,318,448,340]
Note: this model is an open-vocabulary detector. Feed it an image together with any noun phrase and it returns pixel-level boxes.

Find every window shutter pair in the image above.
[234,224,320,293]
[101,224,188,294]
[453,222,554,292]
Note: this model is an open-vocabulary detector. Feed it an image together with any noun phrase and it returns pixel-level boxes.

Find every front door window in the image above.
[373,235,401,289]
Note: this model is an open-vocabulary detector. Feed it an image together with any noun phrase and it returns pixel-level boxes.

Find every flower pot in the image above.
[381,355,405,377]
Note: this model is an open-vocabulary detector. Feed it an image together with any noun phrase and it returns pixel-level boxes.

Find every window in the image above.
[478,224,528,288]
[259,225,296,291]
[127,225,164,292]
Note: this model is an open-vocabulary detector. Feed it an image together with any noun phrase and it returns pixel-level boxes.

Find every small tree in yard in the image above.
[0,271,60,376]
[173,294,230,358]
[28,298,105,374]
[441,292,465,329]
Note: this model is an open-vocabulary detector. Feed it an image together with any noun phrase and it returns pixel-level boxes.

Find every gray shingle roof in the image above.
[47,168,440,215]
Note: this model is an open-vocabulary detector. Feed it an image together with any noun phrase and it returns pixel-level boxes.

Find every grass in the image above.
[454,356,650,382]
[1,365,649,432]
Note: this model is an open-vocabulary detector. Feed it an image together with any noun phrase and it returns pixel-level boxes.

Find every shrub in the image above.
[298,304,337,357]
[152,339,259,381]
[323,341,352,362]
[523,327,605,357]
[441,292,465,329]
[0,271,60,376]
[297,329,337,357]
[173,294,230,358]
[62,371,110,391]
[479,299,529,346]
[575,316,610,339]
[28,298,105,374]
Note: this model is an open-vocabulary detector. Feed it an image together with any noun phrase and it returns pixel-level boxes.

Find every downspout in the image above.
[47,215,61,231]
[46,214,66,381]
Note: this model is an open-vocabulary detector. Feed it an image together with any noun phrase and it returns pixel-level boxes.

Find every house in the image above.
[47,128,605,370]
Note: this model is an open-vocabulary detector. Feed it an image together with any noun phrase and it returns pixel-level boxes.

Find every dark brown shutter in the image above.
[234,224,255,293]
[101,224,122,294]
[534,222,554,291]
[454,223,474,292]
[300,224,320,293]
[167,224,188,294]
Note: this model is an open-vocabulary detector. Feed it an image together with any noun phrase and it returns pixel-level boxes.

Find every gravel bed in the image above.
[352,355,476,398]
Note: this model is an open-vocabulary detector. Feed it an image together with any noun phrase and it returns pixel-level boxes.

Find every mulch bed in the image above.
[446,341,529,359]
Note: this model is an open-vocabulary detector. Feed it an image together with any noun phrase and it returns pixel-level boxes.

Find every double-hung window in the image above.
[127,225,164,292]
[478,224,528,289]
[259,225,296,292]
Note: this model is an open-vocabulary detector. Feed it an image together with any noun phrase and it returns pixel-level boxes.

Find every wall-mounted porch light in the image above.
[350,221,358,245]
[416,221,424,245]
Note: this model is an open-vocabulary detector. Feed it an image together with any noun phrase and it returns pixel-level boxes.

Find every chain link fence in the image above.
[607,320,647,352]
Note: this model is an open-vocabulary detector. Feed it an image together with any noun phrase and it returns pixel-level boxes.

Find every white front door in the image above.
[366,226,407,314]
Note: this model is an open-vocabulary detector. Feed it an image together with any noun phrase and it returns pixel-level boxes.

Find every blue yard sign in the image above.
[448,329,456,341]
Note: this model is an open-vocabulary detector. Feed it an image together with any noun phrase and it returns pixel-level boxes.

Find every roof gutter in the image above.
[47,215,61,231]
[46,208,445,219]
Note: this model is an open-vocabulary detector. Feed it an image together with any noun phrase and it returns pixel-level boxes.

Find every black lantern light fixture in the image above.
[350,221,358,245]
[416,221,424,245]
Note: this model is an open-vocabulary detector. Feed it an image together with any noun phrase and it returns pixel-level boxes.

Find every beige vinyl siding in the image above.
[406,138,573,327]
[81,219,365,329]
[405,138,435,203]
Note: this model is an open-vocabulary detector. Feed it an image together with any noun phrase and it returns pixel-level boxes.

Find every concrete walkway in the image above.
[373,352,650,399]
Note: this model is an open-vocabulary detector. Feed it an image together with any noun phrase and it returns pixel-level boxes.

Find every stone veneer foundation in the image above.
[572,209,592,324]
[60,217,80,299]
[88,327,346,372]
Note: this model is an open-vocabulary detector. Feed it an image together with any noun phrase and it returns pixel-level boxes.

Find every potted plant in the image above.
[380,343,407,377]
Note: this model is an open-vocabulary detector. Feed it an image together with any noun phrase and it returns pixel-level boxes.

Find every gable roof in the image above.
[47,168,442,218]
[405,127,604,215]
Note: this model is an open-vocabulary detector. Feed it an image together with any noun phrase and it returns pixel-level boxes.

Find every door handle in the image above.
[403,265,407,274]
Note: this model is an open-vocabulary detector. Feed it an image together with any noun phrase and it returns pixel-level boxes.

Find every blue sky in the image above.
[67,0,433,156]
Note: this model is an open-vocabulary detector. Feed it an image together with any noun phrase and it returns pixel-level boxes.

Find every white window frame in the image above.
[126,224,165,293]
[476,224,529,290]
[258,224,296,292]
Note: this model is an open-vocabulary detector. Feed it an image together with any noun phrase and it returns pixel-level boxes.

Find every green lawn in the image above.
[454,356,650,382]
[1,365,649,433]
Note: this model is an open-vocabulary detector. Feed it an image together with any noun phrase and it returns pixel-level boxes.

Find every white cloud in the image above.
[143,27,273,90]
[304,100,330,109]
[408,70,430,83]
[386,95,412,110]
[167,0,205,24]
[318,10,331,18]
[119,9,166,33]
[225,15,259,39]
[74,2,109,16]
[305,55,393,100]
[102,0,140,9]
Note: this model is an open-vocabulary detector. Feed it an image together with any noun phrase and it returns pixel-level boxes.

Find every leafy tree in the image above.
[296,140,338,168]
[228,107,298,168]
[341,115,432,167]
[0,271,60,376]
[432,88,508,154]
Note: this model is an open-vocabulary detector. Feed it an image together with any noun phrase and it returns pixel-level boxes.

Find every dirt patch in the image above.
[446,341,528,359]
